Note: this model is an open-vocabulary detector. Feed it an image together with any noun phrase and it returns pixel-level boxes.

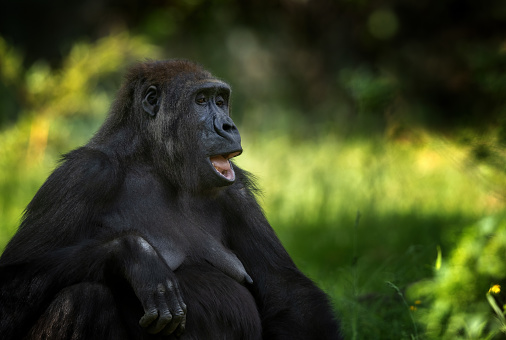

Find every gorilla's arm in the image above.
[229,214,340,339]
[226,171,341,339]
[0,234,187,339]
[0,148,186,338]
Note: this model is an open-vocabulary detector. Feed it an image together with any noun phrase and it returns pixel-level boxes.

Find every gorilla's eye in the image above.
[196,93,207,105]
[216,97,225,107]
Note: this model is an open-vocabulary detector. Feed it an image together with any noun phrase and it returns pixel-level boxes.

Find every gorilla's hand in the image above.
[113,235,187,336]
[136,276,187,336]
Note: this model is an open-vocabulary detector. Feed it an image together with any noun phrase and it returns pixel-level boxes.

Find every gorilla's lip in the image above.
[208,151,242,182]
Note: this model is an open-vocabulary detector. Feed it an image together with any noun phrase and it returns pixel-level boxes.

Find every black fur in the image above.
[0,59,341,339]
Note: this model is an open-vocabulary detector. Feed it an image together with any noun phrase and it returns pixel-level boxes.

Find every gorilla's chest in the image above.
[100,170,229,271]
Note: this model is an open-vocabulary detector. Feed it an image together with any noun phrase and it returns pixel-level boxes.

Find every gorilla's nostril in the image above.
[223,122,234,131]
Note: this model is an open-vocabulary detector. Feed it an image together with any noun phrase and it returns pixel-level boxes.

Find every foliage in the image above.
[237,131,503,339]
[407,216,506,339]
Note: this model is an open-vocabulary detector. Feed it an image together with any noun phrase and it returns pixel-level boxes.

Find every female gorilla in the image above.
[0,60,341,340]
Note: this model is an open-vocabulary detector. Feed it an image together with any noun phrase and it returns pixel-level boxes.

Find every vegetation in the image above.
[238,131,505,339]
[2,1,506,337]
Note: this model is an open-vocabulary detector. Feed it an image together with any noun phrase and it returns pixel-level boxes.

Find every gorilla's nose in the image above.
[214,115,240,143]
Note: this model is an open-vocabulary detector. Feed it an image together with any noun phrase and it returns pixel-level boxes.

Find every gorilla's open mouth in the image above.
[209,151,242,182]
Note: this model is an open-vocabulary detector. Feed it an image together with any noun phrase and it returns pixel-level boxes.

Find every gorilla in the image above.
[0,59,341,340]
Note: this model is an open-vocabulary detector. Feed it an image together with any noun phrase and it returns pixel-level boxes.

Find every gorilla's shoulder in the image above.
[43,147,125,203]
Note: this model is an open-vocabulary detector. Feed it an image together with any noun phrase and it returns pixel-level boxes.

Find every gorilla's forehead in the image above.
[187,79,231,94]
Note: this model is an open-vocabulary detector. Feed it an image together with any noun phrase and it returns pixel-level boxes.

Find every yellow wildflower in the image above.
[489,284,501,294]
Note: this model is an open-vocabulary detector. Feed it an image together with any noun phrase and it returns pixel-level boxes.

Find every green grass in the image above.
[235,131,504,339]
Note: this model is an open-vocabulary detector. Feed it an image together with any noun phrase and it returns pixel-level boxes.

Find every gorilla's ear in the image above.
[142,86,159,117]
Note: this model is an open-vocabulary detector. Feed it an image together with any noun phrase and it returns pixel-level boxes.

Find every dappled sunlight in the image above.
[416,149,443,173]
[26,116,49,164]
[237,131,502,230]
[235,130,506,339]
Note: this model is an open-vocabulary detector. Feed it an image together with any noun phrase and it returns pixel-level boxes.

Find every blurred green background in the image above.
[1,0,506,338]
